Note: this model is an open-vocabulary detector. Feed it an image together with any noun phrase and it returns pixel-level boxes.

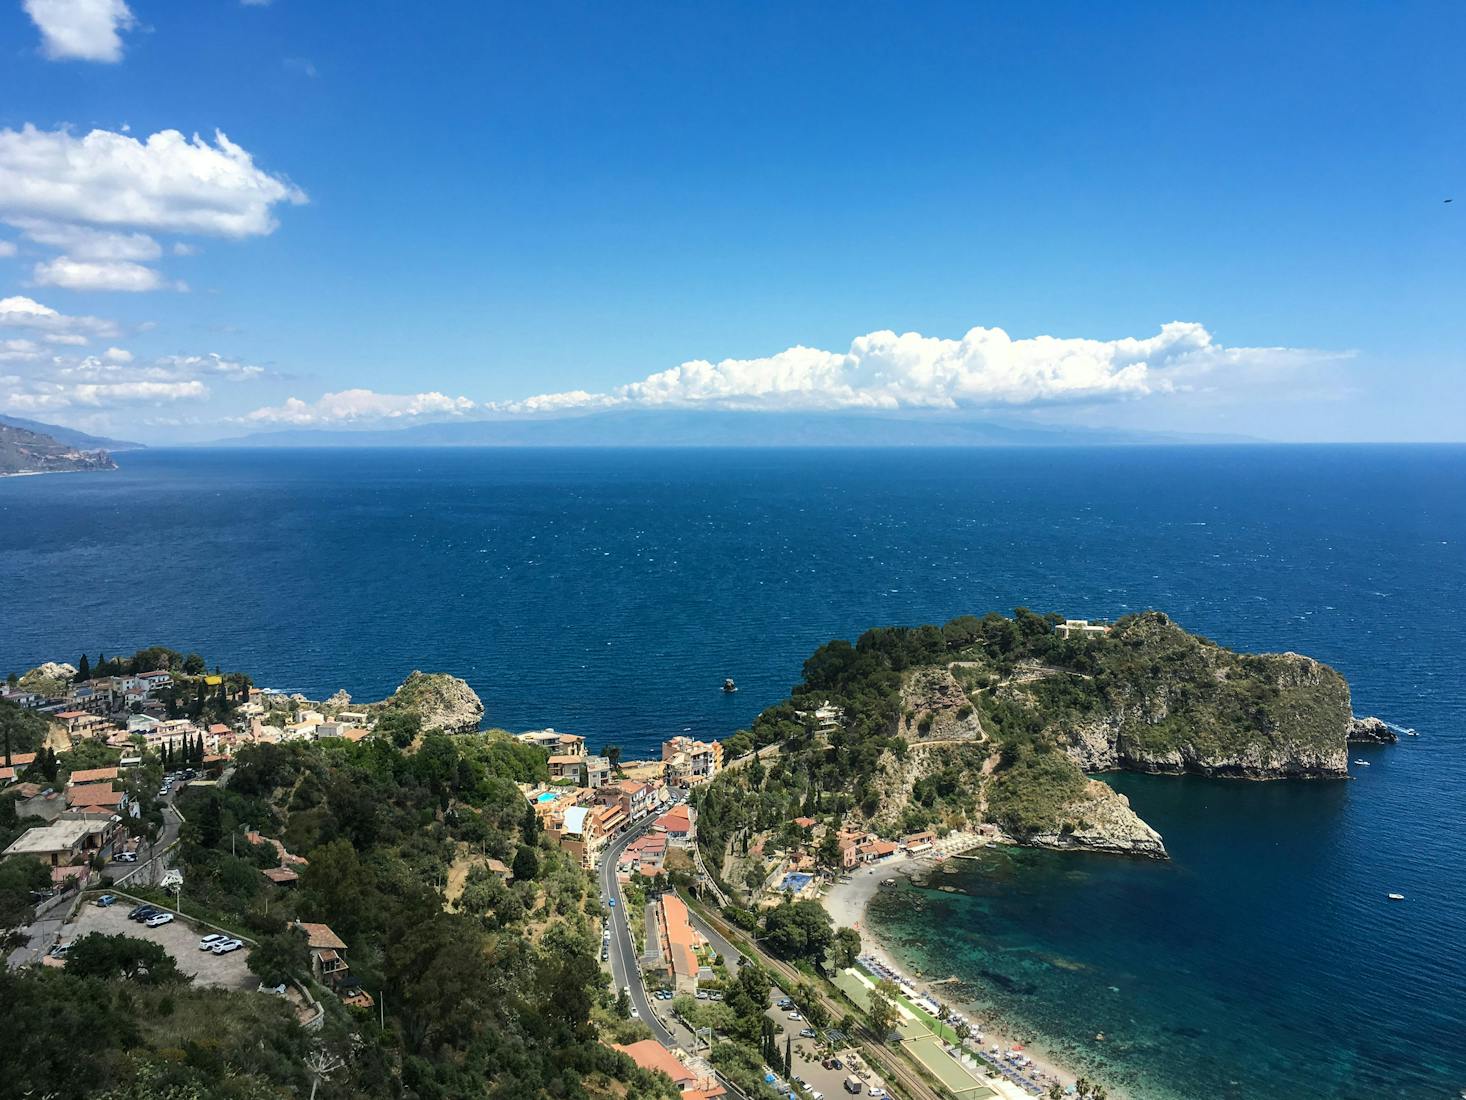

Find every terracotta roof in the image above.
[2,752,36,767]
[662,893,700,982]
[793,816,817,828]
[0,767,14,782]
[339,729,370,742]
[67,782,122,808]
[614,1041,695,1085]
[207,723,230,734]
[262,867,299,884]
[55,710,88,719]
[68,766,119,784]
[294,921,347,951]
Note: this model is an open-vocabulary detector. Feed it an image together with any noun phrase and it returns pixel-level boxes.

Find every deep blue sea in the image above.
[2,445,1463,1097]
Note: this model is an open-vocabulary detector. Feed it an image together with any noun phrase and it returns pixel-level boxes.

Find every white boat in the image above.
[1353,759,1370,766]
[1387,893,1405,901]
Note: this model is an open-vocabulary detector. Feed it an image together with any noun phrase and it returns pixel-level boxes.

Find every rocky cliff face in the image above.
[1025,779,1168,859]
[1051,616,1355,779]
[899,666,985,743]
[377,671,483,732]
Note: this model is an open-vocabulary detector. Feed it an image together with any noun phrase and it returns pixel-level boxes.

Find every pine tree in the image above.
[76,654,91,682]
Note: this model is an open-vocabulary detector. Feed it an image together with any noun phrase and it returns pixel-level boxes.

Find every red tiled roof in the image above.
[68,766,119,784]
[614,1041,695,1085]
[67,782,122,808]
[294,921,347,951]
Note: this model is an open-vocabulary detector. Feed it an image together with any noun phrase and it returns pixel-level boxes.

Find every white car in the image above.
[145,912,174,927]
[199,933,227,950]
[116,852,137,863]
[788,1011,803,1020]
[212,939,243,955]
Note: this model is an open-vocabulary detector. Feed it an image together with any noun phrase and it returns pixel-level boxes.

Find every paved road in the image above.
[599,811,677,1046]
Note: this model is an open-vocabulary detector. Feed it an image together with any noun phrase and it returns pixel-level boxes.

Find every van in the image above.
[844,1077,862,1094]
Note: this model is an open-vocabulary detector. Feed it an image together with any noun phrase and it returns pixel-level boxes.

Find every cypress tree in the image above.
[76,654,90,682]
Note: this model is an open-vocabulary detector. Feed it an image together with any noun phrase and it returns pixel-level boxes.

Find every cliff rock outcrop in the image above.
[1025,779,1167,859]
[376,671,483,732]
[1347,716,1398,744]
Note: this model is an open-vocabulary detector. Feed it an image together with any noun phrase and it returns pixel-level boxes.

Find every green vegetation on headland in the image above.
[0,420,117,475]
[697,610,1365,886]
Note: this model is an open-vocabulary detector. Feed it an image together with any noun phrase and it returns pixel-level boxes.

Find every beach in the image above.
[823,836,1120,1100]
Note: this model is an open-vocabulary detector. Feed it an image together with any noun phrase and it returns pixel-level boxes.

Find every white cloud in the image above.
[0,126,302,292]
[4,378,207,411]
[487,322,1339,415]
[0,240,15,257]
[103,346,131,363]
[243,389,477,426]
[13,219,161,261]
[33,255,166,291]
[23,0,135,63]
[0,338,45,362]
[0,125,306,238]
[0,294,117,339]
[155,352,263,380]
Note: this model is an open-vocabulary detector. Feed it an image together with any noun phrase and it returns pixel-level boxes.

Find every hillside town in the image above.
[2,649,1076,1100]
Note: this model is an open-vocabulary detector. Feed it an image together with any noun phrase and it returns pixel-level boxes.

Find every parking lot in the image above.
[59,900,255,990]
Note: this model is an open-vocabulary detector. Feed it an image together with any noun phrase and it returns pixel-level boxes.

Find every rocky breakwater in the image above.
[375,671,484,732]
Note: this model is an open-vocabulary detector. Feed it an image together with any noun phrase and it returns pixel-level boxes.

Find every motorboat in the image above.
[1387,893,1405,901]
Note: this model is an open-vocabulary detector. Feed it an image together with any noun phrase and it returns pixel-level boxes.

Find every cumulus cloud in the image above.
[483,322,1336,415]
[0,126,306,237]
[243,389,477,426]
[4,378,206,411]
[0,240,15,257]
[23,0,135,63]
[33,255,167,291]
[154,352,263,381]
[0,338,45,362]
[0,125,305,290]
[0,294,118,340]
[1,343,268,417]
[13,219,161,261]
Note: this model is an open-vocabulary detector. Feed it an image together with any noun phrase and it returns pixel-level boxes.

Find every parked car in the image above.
[777,998,793,1008]
[116,852,137,863]
[695,990,709,999]
[48,942,71,957]
[212,939,243,954]
[799,1028,817,1038]
[199,933,228,950]
[787,1011,803,1021]
[94,894,117,907]
[145,912,174,927]
[130,906,160,921]
[127,903,152,919]
[844,1076,863,1094]
[707,990,724,1001]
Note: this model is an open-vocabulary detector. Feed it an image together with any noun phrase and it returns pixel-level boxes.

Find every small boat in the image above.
[722,678,737,693]
[1387,893,1405,901]
[1353,759,1371,766]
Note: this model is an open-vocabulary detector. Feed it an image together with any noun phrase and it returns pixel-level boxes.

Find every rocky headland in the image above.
[695,610,1394,880]
[371,670,484,732]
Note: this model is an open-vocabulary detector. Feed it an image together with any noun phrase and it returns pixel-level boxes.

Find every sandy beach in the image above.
[822,836,1117,1099]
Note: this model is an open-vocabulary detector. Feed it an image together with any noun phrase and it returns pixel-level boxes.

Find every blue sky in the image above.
[0,1,1461,442]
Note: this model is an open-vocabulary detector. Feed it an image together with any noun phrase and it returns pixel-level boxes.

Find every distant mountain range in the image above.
[0,421,119,476]
[0,415,146,453]
[210,410,1258,448]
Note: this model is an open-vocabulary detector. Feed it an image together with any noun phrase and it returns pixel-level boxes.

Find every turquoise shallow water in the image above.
[2,444,1463,1096]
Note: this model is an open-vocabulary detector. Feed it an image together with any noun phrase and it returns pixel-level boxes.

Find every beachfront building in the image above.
[517,728,587,757]
[548,753,611,788]
[1055,618,1111,639]
[597,778,655,820]
[661,736,722,786]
